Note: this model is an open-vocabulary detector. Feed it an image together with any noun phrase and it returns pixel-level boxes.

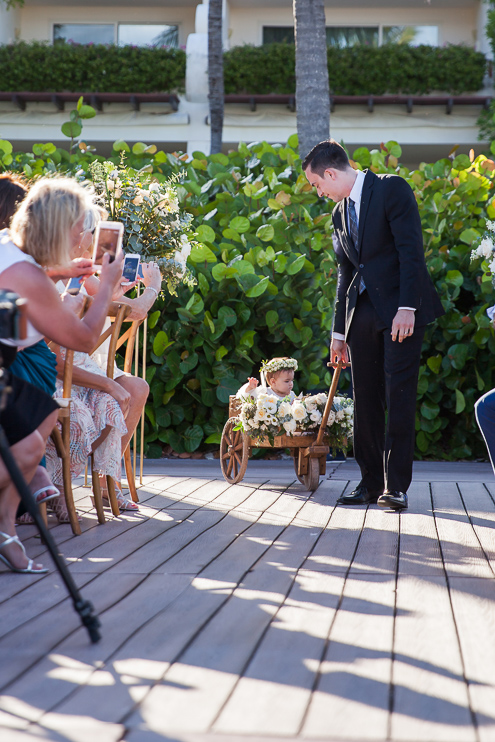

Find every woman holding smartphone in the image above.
[0,176,123,536]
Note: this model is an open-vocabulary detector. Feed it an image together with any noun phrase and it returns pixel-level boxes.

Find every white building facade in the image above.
[0,0,492,163]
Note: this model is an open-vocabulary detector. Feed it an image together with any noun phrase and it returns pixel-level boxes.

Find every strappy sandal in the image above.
[0,530,48,574]
[30,466,60,505]
[100,480,139,512]
[48,495,82,524]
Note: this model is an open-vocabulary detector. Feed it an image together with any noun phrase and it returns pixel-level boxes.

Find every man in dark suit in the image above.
[303,140,444,510]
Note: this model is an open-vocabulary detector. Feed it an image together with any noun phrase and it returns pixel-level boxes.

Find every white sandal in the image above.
[0,531,48,574]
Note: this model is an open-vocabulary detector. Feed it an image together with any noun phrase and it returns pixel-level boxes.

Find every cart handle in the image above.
[316,361,348,446]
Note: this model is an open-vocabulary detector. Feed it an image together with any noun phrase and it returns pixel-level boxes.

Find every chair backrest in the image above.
[90,302,132,379]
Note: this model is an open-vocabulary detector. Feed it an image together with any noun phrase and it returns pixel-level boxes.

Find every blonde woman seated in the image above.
[237,357,298,401]
[0,177,124,525]
[45,210,161,512]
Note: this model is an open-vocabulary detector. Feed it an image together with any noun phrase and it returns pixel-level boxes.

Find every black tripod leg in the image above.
[0,426,101,643]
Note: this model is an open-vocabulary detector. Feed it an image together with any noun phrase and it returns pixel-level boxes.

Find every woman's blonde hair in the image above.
[10,176,93,267]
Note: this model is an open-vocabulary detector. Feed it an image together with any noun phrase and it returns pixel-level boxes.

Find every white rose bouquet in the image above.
[236,389,353,451]
[471,220,495,282]
[294,393,353,451]
[89,159,197,294]
[236,392,294,444]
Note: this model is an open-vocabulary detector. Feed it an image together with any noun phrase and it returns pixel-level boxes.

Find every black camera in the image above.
[0,290,27,341]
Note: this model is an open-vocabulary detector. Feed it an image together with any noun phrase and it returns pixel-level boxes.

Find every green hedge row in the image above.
[0,41,485,96]
[224,43,487,95]
[0,41,186,93]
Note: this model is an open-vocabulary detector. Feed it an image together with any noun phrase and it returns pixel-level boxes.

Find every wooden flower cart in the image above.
[220,362,345,491]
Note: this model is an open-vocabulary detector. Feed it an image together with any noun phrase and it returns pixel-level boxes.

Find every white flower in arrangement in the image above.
[278,400,292,417]
[327,410,336,426]
[257,393,269,405]
[254,408,267,421]
[336,410,345,422]
[487,221,495,232]
[283,419,297,434]
[305,396,318,412]
[310,410,322,423]
[292,403,307,421]
[315,393,327,406]
[264,399,278,415]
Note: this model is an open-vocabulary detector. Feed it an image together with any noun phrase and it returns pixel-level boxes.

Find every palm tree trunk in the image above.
[208,0,224,155]
[293,0,330,158]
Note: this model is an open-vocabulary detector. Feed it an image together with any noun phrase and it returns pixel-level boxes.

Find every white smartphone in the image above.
[121,254,141,285]
[93,221,124,266]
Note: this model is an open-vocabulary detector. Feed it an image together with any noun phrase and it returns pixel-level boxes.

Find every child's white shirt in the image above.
[236,383,296,402]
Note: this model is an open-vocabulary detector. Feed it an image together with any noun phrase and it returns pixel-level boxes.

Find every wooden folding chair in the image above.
[48,297,89,536]
[116,316,144,504]
[89,302,132,522]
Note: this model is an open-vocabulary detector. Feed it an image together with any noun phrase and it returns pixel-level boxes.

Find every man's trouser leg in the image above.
[383,325,425,493]
[347,292,386,492]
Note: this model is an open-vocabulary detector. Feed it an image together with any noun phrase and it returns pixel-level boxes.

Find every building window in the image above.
[53,24,114,45]
[118,24,179,48]
[262,24,439,48]
[326,27,378,48]
[382,26,439,46]
[263,26,294,45]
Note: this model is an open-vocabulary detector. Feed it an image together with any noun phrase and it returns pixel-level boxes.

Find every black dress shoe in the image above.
[377,490,408,510]
[337,484,382,505]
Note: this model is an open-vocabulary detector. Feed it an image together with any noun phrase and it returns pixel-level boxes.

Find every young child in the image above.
[237,357,297,401]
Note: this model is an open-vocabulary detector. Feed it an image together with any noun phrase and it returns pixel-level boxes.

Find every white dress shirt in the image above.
[332,170,415,342]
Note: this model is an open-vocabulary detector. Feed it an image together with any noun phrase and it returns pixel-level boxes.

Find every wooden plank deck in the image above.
[1,458,495,742]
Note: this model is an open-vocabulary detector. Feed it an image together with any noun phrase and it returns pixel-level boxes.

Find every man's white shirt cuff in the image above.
[399,307,416,311]
[332,332,346,341]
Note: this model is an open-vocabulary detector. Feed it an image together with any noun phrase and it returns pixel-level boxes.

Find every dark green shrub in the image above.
[224,43,486,95]
[0,41,185,93]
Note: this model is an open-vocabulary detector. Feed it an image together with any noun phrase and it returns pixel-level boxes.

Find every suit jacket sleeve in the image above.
[384,176,425,310]
[332,218,354,337]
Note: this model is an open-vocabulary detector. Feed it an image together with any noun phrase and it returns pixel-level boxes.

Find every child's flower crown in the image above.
[260,358,298,375]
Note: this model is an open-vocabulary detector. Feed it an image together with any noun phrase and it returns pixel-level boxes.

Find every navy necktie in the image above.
[348,198,365,294]
[348,198,359,251]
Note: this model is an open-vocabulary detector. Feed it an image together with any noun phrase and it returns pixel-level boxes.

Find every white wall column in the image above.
[0,4,21,45]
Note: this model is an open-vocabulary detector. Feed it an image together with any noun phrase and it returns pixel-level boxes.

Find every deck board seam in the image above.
[430,481,480,742]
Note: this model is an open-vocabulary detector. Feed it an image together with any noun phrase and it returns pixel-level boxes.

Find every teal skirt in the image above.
[9,340,59,466]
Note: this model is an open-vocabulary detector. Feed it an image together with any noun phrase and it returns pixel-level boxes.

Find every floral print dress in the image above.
[45,349,127,485]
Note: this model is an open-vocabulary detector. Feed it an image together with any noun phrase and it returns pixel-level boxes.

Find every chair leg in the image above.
[52,424,81,536]
[106,475,121,517]
[90,454,106,525]
[61,449,81,536]
[123,447,139,503]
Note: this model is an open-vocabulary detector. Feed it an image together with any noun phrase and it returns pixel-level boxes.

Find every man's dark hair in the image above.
[0,173,28,230]
[302,139,350,176]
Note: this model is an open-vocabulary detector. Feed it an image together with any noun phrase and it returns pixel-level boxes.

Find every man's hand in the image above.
[391,309,415,343]
[330,338,349,366]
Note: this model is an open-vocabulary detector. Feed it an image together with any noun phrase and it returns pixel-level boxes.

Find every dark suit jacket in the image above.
[332,170,444,338]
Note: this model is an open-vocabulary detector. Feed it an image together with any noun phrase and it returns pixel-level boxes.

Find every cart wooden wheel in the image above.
[293,451,305,484]
[303,457,320,491]
[220,417,249,484]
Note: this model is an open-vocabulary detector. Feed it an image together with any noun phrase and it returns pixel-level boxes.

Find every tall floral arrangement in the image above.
[88,159,197,294]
